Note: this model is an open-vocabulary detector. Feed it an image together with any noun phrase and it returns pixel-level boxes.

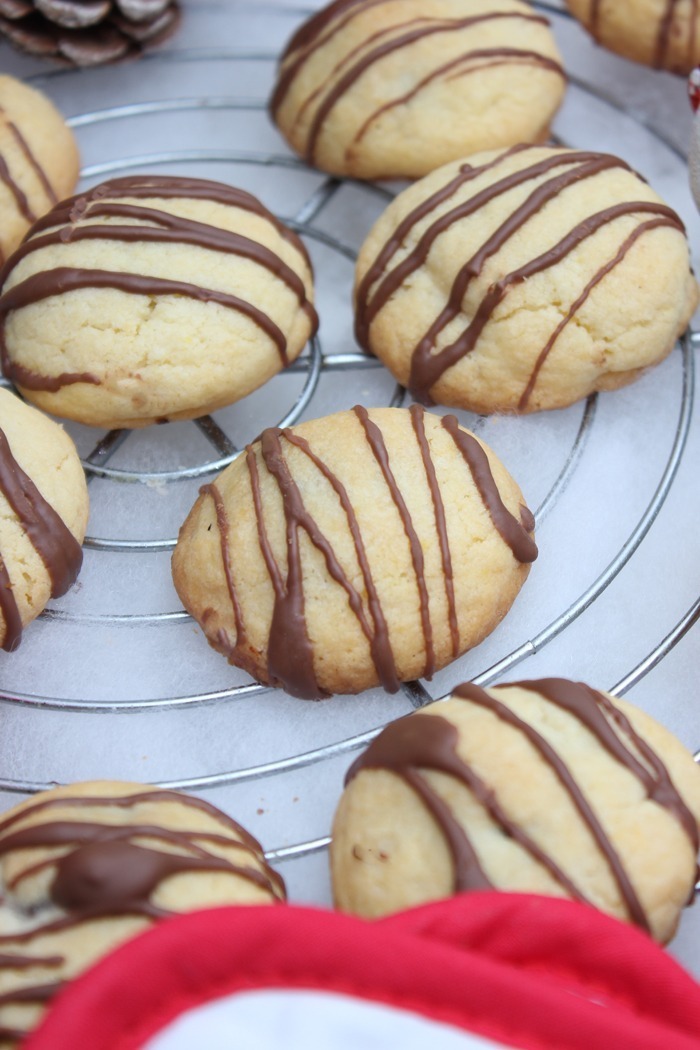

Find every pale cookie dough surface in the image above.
[0,175,317,429]
[354,144,699,413]
[566,0,700,75]
[0,779,285,1048]
[0,75,79,263]
[172,405,537,699]
[0,387,88,652]
[331,678,700,944]
[270,0,566,180]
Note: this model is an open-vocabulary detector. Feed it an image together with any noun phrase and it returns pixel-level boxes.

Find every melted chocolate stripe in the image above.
[407,154,629,401]
[513,679,699,849]
[352,47,565,149]
[654,0,681,67]
[354,145,530,347]
[1,206,317,332]
[455,682,650,930]
[246,446,285,598]
[0,154,34,225]
[39,176,311,270]
[282,429,400,693]
[346,712,588,900]
[0,427,82,601]
[0,982,63,1007]
[0,954,62,970]
[200,483,248,649]
[6,118,57,206]
[441,416,537,564]
[353,406,435,678]
[519,214,680,409]
[304,12,551,163]
[259,428,326,700]
[409,405,458,659]
[358,151,623,347]
[0,268,289,391]
[0,790,269,856]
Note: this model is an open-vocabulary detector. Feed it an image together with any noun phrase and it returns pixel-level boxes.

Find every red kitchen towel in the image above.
[24,892,700,1050]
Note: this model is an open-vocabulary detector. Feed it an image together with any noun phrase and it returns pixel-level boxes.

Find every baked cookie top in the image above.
[0,387,88,653]
[172,405,537,699]
[270,0,566,179]
[0,175,318,429]
[354,144,698,413]
[330,678,700,943]
[0,780,284,1046]
[0,76,79,265]
[566,0,700,75]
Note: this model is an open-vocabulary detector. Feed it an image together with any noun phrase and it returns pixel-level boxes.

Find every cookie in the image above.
[0,387,88,652]
[330,678,700,942]
[354,144,699,413]
[0,175,318,429]
[0,780,285,1046]
[566,0,700,75]
[0,76,79,264]
[270,0,566,180]
[172,405,537,699]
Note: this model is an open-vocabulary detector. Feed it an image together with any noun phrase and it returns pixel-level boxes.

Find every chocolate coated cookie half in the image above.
[355,145,698,413]
[270,0,566,179]
[0,175,318,429]
[0,387,88,652]
[0,780,284,1046]
[172,405,537,699]
[331,678,700,943]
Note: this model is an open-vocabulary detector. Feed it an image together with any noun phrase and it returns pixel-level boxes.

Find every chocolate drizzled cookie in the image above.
[331,678,700,942]
[0,781,284,1046]
[355,144,698,414]
[566,0,700,75]
[172,406,536,699]
[270,0,566,179]
[0,175,317,429]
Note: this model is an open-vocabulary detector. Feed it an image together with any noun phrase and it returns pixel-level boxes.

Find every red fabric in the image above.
[24,892,700,1050]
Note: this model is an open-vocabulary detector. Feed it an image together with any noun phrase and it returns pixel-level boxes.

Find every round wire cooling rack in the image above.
[1,0,700,956]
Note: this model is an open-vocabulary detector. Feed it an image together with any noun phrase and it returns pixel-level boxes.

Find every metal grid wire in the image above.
[0,0,699,880]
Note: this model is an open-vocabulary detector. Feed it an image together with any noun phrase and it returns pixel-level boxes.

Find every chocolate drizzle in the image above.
[0,786,285,1041]
[0,423,83,651]
[0,175,317,393]
[344,678,699,932]
[205,408,534,699]
[271,7,561,166]
[0,103,57,259]
[355,147,686,408]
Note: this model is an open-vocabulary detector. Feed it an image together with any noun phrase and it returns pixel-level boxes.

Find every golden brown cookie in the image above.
[0,387,88,652]
[566,0,700,75]
[0,780,285,1046]
[354,144,699,414]
[0,75,79,263]
[270,0,566,180]
[0,175,318,429]
[172,405,537,699]
[330,678,700,943]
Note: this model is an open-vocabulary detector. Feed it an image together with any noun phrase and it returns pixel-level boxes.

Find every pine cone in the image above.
[0,0,180,66]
